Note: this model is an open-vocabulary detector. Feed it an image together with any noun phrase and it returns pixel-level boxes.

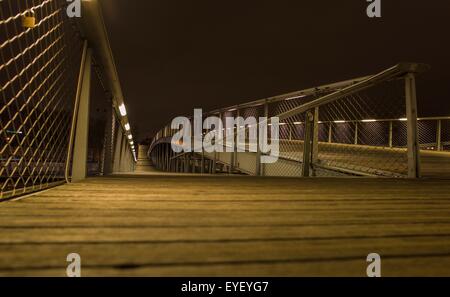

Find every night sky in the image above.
[100,0,450,142]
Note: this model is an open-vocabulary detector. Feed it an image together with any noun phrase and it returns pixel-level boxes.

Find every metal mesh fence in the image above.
[443,120,450,151]
[1,0,83,199]
[150,64,446,178]
[312,78,407,177]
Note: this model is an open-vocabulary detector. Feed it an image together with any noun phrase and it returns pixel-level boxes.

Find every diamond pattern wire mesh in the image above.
[1,0,83,199]
[313,78,408,177]
[149,68,444,178]
[443,120,450,151]
[149,75,420,177]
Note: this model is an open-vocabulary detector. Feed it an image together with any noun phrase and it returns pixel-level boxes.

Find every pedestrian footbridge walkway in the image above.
[2,0,450,277]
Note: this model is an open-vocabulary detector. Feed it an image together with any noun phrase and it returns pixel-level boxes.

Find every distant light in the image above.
[285,95,306,101]
[362,119,377,123]
[128,134,132,140]
[399,118,407,121]
[334,120,346,123]
[124,123,130,131]
[294,122,303,125]
[6,130,23,135]
[119,104,127,116]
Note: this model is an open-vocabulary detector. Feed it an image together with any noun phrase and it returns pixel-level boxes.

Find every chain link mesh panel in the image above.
[313,78,407,177]
[150,65,447,178]
[1,0,83,199]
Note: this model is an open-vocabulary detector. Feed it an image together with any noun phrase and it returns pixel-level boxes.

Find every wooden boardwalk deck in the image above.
[1,173,450,276]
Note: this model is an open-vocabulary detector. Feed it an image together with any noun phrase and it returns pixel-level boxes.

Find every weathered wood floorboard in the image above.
[0,174,450,276]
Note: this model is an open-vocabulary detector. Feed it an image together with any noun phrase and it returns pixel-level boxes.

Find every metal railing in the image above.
[149,63,449,178]
[1,0,83,199]
[1,0,135,200]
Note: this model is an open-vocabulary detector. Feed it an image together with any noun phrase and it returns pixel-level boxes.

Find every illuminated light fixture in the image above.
[128,134,132,140]
[399,118,407,121]
[285,95,307,101]
[119,104,127,116]
[279,123,287,125]
[294,122,303,125]
[124,123,130,131]
[362,119,377,123]
[334,120,346,123]
[318,121,323,124]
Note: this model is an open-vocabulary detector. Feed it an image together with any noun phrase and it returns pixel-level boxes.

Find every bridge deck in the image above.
[1,174,450,276]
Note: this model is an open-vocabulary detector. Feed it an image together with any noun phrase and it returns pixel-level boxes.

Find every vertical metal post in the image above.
[436,119,442,151]
[213,152,217,174]
[119,134,128,172]
[229,109,239,173]
[201,148,205,173]
[163,147,166,170]
[354,122,359,145]
[65,41,88,183]
[213,112,222,174]
[71,48,92,182]
[156,146,159,169]
[389,121,393,148]
[261,101,269,176]
[167,148,171,171]
[163,146,167,171]
[302,111,314,177]
[312,107,319,165]
[113,125,123,173]
[405,73,421,178]
[255,106,262,176]
[328,123,332,143]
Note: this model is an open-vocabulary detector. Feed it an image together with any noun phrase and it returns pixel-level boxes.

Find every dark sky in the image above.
[100,0,450,142]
